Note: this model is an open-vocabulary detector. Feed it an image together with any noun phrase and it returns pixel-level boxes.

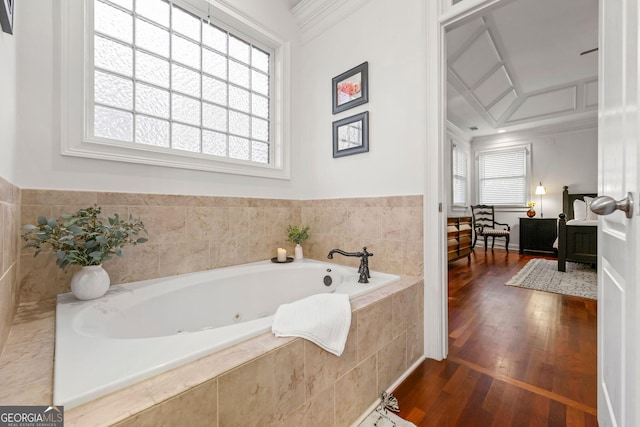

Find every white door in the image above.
[596,0,639,425]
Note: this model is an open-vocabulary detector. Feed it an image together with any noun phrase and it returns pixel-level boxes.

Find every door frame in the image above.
[424,0,524,360]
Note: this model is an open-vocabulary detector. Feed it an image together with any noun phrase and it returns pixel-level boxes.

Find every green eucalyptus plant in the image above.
[22,206,148,269]
[286,225,310,245]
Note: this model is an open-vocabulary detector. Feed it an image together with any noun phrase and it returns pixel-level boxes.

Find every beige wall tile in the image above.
[158,241,210,277]
[304,315,358,399]
[218,339,305,426]
[392,284,420,333]
[129,206,186,245]
[282,385,335,427]
[378,332,407,391]
[114,379,218,427]
[356,298,393,362]
[19,253,76,302]
[335,354,377,426]
[21,189,97,206]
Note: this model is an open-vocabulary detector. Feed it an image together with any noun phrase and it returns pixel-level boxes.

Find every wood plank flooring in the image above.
[393,250,598,426]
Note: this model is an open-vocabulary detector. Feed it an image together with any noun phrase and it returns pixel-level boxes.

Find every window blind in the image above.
[478,147,527,205]
[452,144,467,206]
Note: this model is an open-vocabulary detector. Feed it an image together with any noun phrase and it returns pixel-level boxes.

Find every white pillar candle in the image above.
[277,248,287,262]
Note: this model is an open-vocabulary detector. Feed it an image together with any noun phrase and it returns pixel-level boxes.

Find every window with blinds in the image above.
[452,144,468,206]
[477,147,528,206]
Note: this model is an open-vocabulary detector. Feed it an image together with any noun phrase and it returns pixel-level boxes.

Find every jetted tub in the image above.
[54,259,400,409]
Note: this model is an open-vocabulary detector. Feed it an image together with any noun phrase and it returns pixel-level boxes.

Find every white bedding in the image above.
[566,219,598,226]
[553,219,598,248]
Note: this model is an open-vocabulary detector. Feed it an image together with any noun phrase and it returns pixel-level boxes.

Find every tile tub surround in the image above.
[19,191,423,302]
[19,190,304,302]
[0,276,424,427]
[0,176,20,357]
[302,195,424,278]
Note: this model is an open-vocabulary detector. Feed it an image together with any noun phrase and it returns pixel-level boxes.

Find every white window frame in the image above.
[451,142,469,209]
[59,0,291,179]
[474,142,531,209]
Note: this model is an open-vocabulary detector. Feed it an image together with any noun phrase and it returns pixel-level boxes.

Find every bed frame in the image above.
[557,186,598,271]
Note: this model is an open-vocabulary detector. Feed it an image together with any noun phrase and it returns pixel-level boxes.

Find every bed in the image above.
[557,186,598,271]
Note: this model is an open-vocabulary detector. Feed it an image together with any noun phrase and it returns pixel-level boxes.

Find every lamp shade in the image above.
[535,182,546,195]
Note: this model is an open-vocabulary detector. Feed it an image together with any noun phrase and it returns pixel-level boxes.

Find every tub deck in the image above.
[0,275,423,427]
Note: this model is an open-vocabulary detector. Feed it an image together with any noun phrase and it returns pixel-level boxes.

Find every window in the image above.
[60,0,289,179]
[451,143,468,206]
[477,146,528,206]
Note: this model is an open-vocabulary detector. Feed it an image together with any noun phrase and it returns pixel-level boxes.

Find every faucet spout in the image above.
[326,247,374,283]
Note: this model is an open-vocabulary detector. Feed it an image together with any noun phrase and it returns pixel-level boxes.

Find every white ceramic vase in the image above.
[294,244,304,260]
[70,265,111,300]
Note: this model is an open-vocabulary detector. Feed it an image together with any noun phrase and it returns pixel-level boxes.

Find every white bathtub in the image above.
[54,259,400,409]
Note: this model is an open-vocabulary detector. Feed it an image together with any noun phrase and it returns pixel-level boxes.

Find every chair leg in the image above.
[491,236,496,249]
[505,235,509,253]
[472,234,477,249]
[484,236,488,252]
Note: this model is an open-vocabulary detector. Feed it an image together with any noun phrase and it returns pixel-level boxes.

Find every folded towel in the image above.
[272,293,351,356]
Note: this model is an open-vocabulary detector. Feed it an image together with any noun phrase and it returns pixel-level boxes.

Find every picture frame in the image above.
[332,62,368,114]
[0,0,13,35]
[332,111,369,158]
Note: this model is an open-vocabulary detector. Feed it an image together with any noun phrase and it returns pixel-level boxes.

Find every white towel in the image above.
[272,293,351,356]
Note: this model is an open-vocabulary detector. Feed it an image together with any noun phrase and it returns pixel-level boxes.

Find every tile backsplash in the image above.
[19,190,423,302]
[0,177,20,356]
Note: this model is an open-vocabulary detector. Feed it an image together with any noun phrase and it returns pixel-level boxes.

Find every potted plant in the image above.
[286,225,310,260]
[527,201,536,218]
[22,206,147,300]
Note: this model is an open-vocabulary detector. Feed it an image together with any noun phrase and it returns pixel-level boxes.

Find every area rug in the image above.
[505,259,597,300]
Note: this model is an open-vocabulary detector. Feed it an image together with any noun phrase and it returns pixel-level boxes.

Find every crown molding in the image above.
[470,116,597,144]
[292,0,373,44]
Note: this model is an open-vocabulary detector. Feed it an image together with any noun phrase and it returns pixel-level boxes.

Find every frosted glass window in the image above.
[172,64,201,98]
[136,83,169,119]
[203,49,227,79]
[229,136,250,160]
[95,36,133,77]
[136,18,169,57]
[229,86,250,112]
[229,111,250,137]
[95,71,133,110]
[229,36,250,64]
[172,94,201,126]
[252,118,268,142]
[252,141,269,164]
[135,0,169,27]
[95,1,132,44]
[172,123,201,152]
[203,103,227,132]
[91,0,273,167]
[95,106,132,141]
[203,76,227,105]
[252,95,268,118]
[136,116,170,147]
[173,6,200,42]
[252,70,268,95]
[203,130,227,156]
[203,24,227,53]
[252,47,269,73]
[136,51,169,88]
[229,62,249,88]
[172,34,201,70]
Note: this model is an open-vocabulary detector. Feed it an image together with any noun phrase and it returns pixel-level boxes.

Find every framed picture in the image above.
[333,111,369,158]
[0,0,13,35]
[332,62,368,114]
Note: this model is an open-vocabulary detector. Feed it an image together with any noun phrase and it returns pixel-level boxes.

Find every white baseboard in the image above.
[349,355,427,427]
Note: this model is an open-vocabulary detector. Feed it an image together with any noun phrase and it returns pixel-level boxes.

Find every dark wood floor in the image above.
[393,250,598,426]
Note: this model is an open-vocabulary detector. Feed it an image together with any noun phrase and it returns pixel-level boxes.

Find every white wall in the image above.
[14,0,302,199]
[470,124,598,246]
[0,12,17,182]
[295,0,427,199]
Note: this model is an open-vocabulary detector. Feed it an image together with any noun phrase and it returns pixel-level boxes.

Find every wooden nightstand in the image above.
[519,217,557,255]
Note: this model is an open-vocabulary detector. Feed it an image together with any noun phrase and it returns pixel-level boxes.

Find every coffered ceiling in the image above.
[447,0,599,136]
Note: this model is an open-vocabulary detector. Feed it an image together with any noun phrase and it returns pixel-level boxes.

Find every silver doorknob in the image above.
[589,193,634,219]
